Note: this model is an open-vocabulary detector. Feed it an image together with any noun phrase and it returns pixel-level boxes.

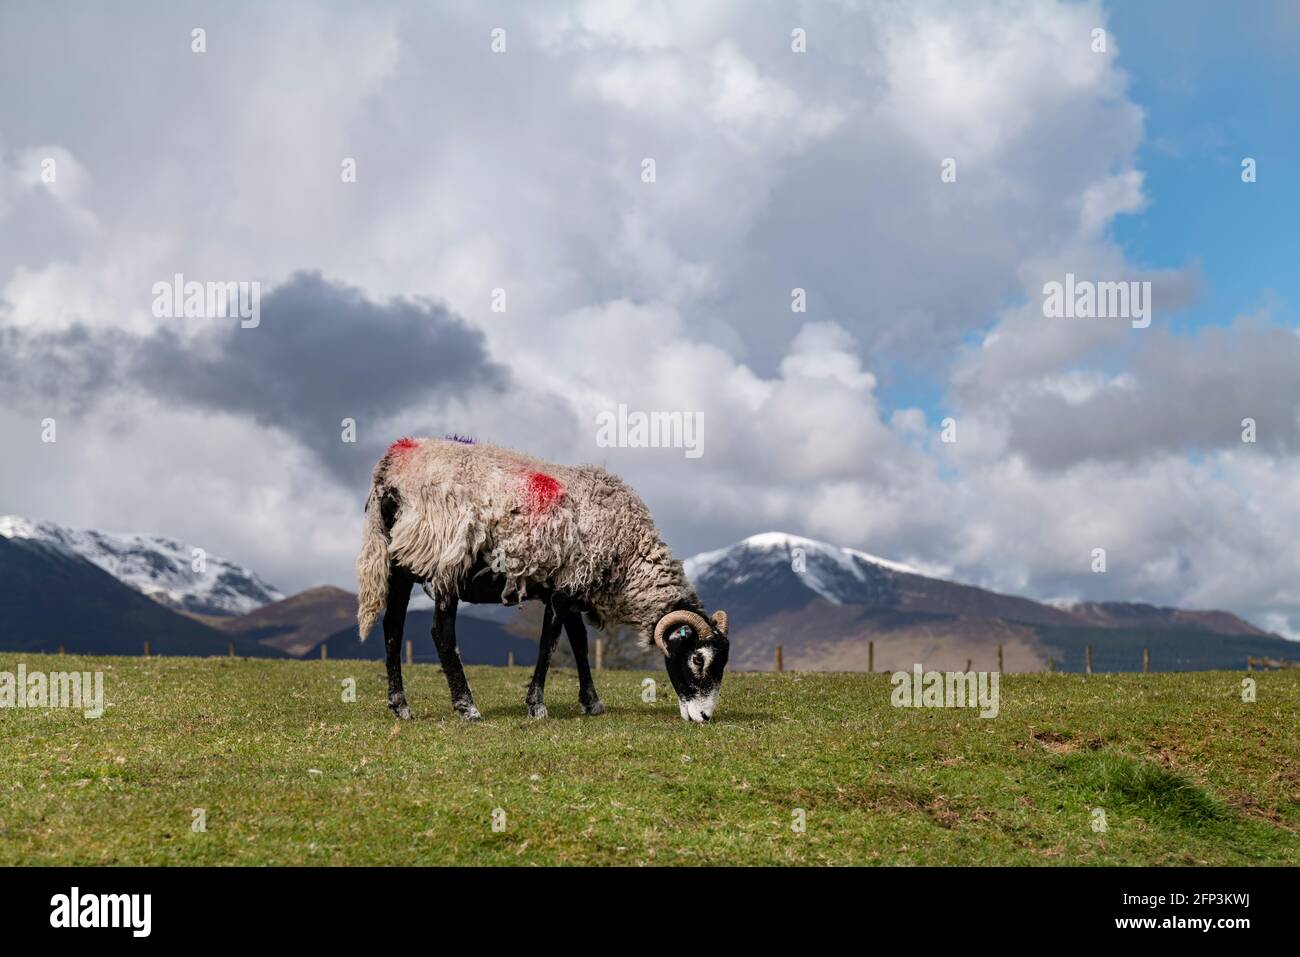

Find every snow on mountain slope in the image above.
[0,515,283,616]
[681,533,1281,650]
[683,531,919,607]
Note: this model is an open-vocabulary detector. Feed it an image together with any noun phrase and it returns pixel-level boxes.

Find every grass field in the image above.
[1,653,1297,865]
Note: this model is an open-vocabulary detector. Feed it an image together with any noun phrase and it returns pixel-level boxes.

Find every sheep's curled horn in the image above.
[653,609,729,655]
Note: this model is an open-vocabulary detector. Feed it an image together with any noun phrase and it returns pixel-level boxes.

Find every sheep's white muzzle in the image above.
[679,691,719,723]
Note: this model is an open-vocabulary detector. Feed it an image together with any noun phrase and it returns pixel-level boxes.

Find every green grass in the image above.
[1,654,1297,865]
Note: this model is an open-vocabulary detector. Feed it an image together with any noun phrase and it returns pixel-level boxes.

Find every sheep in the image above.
[356,437,730,722]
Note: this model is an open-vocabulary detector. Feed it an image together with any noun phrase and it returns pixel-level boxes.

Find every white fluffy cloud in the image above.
[1,0,1297,637]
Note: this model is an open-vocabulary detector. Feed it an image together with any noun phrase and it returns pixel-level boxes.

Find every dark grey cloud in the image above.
[134,271,508,483]
[0,321,132,412]
[1003,321,1300,469]
[2,272,508,485]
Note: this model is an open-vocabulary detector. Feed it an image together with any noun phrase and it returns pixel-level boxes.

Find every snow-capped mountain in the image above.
[0,515,283,616]
[680,531,1286,672]
[684,532,923,608]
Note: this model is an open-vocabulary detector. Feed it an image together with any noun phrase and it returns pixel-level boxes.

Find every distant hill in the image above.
[3,517,1293,672]
[0,515,283,616]
[203,585,540,666]
[0,535,278,657]
[686,533,1297,672]
[196,585,360,656]
[1053,600,1271,637]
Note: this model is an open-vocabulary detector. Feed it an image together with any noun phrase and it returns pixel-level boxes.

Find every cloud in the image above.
[2,272,510,487]
[1001,318,1300,469]
[1,0,1298,639]
[133,272,510,484]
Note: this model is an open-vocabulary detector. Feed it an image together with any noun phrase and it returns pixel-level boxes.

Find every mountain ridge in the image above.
[687,530,1272,637]
[0,534,279,657]
[683,531,1287,671]
[0,515,283,617]
[1,518,1290,670]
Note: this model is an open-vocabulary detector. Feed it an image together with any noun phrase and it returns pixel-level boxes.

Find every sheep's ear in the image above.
[711,610,729,637]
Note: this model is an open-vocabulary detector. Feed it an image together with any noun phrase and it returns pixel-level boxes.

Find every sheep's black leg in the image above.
[431,595,480,720]
[564,612,605,715]
[382,566,414,719]
[525,603,564,718]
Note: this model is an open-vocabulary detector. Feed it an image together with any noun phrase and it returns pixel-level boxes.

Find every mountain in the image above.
[2,514,1290,672]
[1053,600,1270,637]
[198,586,360,656]
[205,585,540,666]
[684,532,1295,672]
[0,534,279,657]
[685,532,1081,627]
[0,515,283,616]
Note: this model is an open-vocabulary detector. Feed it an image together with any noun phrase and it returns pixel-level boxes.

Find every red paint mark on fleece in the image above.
[386,437,419,467]
[524,471,565,516]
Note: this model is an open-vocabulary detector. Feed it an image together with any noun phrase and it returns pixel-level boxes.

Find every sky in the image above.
[3,0,1299,637]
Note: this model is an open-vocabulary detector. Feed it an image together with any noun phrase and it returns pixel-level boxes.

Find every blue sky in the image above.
[876,0,1298,421]
[1109,0,1298,335]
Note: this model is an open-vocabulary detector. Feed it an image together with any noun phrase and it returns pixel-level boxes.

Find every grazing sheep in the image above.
[357,437,730,722]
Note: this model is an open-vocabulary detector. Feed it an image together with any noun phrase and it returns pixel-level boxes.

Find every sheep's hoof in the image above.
[528,702,548,719]
[389,696,413,720]
[582,699,605,716]
[458,704,482,722]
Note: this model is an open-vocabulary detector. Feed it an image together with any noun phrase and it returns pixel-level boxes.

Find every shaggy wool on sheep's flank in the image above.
[356,437,703,642]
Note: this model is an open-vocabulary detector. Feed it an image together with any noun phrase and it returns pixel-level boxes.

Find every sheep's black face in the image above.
[659,612,730,722]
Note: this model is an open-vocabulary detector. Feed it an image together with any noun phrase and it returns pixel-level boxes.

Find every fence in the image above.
[1247,656,1300,671]
[32,640,1300,674]
[766,642,1292,673]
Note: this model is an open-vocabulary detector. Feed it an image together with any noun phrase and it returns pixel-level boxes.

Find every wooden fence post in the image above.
[320,643,328,660]
[1047,657,1055,674]
[228,642,235,658]
[775,644,784,673]
[1142,647,1149,674]
[1085,645,1092,675]
[998,644,1004,673]
[1246,656,1253,671]
[965,658,972,673]
[143,640,150,658]
[58,645,65,656]
[595,639,604,672]
[868,641,874,673]
[405,640,413,664]
[507,651,514,669]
